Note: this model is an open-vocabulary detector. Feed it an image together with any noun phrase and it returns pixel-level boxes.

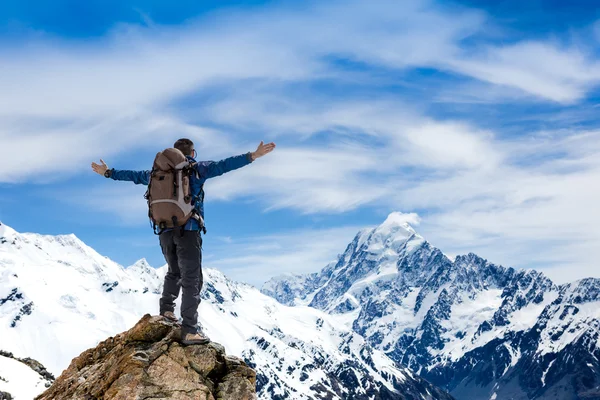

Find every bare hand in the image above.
[251,141,276,161]
[91,159,109,176]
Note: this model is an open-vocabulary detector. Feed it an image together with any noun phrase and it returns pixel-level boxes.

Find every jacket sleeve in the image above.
[196,153,253,179]
[110,170,151,185]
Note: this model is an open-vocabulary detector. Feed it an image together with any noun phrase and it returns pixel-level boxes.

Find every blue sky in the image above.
[2,0,600,286]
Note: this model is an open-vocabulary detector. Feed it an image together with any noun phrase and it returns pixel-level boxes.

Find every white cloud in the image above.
[0,110,233,183]
[0,0,596,188]
[205,144,392,213]
[198,85,600,282]
[3,2,597,115]
[401,121,502,169]
[2,0,600,284]
[399,130,600,283]
[447,42,600,103]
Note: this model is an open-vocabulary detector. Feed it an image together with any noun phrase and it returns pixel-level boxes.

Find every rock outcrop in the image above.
[0,391,13,400]
[36,314,257,400]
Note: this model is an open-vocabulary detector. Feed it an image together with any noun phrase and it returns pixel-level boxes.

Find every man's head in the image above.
[174,138,195,157]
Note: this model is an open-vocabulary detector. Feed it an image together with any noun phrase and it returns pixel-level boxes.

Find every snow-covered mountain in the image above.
[0,221,452,400]
[0,350,53,400]
[262,212,600,400]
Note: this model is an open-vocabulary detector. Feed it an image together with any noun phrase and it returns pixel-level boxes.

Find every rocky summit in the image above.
[36,314,257,400]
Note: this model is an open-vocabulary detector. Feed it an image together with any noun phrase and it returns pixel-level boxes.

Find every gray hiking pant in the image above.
[158,230,203,335]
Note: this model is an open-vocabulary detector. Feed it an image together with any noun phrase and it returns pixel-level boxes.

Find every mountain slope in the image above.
[262,212,600,400]
[0,222,452,400]
[0,350,53,400]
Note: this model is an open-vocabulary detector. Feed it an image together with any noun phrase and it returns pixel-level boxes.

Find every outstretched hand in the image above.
[91,159,109,176]
[251,141,276,161]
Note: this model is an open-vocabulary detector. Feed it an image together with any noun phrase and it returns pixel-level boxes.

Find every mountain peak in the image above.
[368,212,422,247]
[130,258,152,270]
[381,212,420,230]
[0,222,17,238]
[127,258,160,287]
[376,212,421,237]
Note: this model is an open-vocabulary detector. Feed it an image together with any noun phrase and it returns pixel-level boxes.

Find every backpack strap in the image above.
[153,221,168,236]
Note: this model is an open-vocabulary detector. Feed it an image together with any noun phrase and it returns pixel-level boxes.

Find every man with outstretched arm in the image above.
[91,139,276,344]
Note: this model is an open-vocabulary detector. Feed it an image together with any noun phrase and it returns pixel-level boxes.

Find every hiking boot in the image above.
[160,311,178,323]
[182,332,210,345]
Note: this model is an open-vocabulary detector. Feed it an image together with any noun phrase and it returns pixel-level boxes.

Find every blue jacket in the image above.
[110,153,253,230]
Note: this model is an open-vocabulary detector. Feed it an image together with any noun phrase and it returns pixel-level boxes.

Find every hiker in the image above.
[91,139,276,344]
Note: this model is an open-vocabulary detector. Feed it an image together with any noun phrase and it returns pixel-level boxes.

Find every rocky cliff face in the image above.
[36,314,257,400]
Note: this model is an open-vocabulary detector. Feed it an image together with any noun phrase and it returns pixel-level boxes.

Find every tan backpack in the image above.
[145,148,203,233]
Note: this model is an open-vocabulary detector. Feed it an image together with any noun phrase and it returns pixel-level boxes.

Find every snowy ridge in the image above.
[263,212,600,400]
[127,258,162,295]
[0,223,453,400]
[0,351,52,400]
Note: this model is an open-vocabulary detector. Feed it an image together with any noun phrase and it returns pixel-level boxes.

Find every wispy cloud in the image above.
[2,0,600,285]
[447,41,600,103]
[0,111,230,182]
[194,87,600,282]
[2,0,599,179]
[401,129,600,282]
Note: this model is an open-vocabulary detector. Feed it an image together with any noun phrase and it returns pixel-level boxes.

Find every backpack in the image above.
[145,148,204,234]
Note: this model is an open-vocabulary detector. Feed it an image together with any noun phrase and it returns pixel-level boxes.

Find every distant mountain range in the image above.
[0,221,452,400]
[262,212,600,400]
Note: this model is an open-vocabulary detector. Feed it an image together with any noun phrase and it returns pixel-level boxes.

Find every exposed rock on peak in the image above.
[0,350,54,384]
[36,314,257,400]
[0,350,54,399]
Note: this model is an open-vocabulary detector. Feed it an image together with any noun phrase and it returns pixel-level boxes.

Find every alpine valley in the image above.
[0,221,452,400]
[262,212,600,400]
